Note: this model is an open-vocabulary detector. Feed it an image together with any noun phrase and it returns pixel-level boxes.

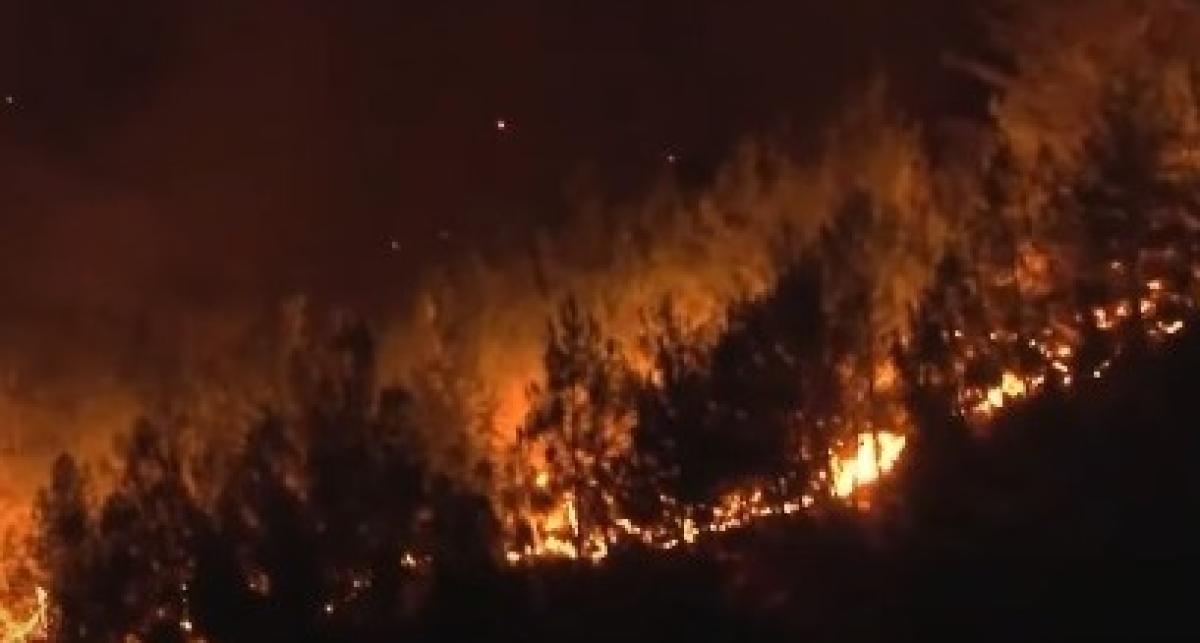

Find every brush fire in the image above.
[3,0,1200,640]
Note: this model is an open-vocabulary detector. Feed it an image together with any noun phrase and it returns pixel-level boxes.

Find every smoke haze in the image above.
[0,1,978,500]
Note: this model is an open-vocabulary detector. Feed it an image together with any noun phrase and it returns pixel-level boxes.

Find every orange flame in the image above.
[830,432,907,499]
[0,586,48,643]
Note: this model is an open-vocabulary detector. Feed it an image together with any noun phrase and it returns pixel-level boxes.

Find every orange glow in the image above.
[969,370,1032,418]
[0,586,48,643]
[492,267,1200,564]
[830,432,908,499]
[507,426,910,565]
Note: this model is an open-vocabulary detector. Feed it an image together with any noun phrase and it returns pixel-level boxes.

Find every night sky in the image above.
[0,0,976,315]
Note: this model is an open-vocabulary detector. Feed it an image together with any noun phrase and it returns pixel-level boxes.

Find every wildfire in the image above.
[506,428,909,565]
[520,492,610,563]
[499,271,1196,566]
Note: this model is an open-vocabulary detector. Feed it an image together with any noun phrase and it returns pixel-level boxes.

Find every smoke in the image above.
[0,0,984,498]
[374,0,1200,477]
[375,79,945,476]
[7,0,1192,520]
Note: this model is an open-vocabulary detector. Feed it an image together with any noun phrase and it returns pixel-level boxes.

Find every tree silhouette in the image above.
[521,298,633,558]
[34,455,94,642]
[631,262,829,508]
[35,421,207,642]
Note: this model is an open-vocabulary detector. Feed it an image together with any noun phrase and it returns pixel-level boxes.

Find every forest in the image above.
[4,0,1200,640]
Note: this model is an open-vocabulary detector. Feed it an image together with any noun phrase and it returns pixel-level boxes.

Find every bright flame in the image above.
[970,371,1030,417]
[0,586,48,643]
[490,270,1200,566]
[507,427,911,564]
[831,432,907,498]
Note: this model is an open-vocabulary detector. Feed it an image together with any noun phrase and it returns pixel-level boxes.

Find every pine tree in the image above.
[521,298,633,559]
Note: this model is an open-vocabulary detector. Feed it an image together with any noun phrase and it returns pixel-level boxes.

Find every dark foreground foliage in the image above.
[30,2,1200,639]
[31,318,1200,642]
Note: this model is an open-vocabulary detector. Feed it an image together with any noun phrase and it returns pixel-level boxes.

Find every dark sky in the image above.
[0,0,977,315]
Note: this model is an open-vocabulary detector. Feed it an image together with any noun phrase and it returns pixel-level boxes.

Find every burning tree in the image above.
[202,319,480,638]
[631,262,828,509]
[1069,67,1200,348]
[32,456,89,642]
[516,298,635,561]
[34,317,501,641]
[35,421,206,642]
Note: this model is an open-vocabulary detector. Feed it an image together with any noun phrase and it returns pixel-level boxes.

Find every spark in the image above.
[401,552,418,569]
